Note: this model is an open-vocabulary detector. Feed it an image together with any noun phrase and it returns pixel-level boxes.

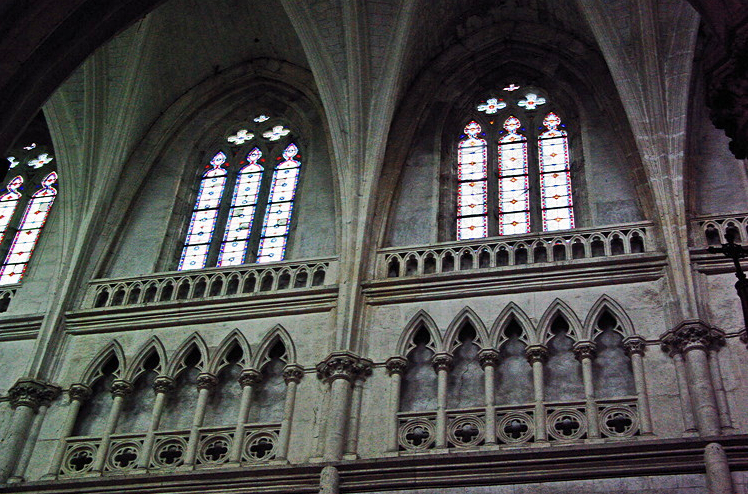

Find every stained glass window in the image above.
[0,176,23,245]
[217,148,264,267]
[498,116,530,235]
[456,121,488,240]
[178,152,228,270]
[0,172,57,285]
[539,112,574,231]
[256,143,301,263]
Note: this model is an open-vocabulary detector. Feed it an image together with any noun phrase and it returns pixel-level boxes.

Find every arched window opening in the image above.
[538,112,574,231]
[447,324,483,409]
[0,176,23,245]
[117,353,159,433]
[592,311,636,398]
[73,356,119,437]
[204,344,244,426]
[250,342,287,423]
[400,328,438,412]
[498,116,530,235]
[160,347,202,431]
[456,121,488,240]
[0,171,58,285]
[544,316,584,402]
[496,320,533,405]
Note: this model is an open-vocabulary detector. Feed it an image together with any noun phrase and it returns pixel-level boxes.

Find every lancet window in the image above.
[179,117,302,270]
[456,85,575,240]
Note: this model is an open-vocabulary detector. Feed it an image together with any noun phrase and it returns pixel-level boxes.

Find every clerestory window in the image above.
[0,143,58,285]
[179,116,302,270]
[456,85,575,240]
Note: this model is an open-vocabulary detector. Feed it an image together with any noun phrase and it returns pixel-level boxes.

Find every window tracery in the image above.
[178,117,303,270]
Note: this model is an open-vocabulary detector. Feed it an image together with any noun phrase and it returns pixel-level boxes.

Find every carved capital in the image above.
[283,364,305,384]
[238,369,263,387]
[623,336,647,357]
[525,345,549,364]
[573,341,597,362]
[110,379,134,397]
[8,379,56,410]
[316,352,362,382]
[431,352,453,372]
[661,321,724,356]
[153,376,175,394]
[385,356,408,376]
[68,383,92,402]
[353,358,373,381]
[477,348,501,368]
[196,372,218,391]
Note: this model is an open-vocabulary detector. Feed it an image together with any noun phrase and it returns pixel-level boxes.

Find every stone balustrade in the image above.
[693,214,748,247]
[83,258,337,309]
[379,223,653,279]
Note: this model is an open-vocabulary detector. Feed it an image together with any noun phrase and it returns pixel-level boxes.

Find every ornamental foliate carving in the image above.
[153,376,175,394]
[660,321,724,356]
[477,349,501,368]
[283,364,305,384]
[69,383,93,402]
[524,345,549,364]
[385,356,408,376]
[110,379,134,397]
[238,369,263,387]
[353,358,373,381]
[316,352,362,382]
[431,352,454,372]
[196,373,218,391]
[572,341,597,362]
[623,336,646,357]
[8,379,53,410]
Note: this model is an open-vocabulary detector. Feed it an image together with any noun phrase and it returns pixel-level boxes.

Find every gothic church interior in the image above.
[0,0,747,493]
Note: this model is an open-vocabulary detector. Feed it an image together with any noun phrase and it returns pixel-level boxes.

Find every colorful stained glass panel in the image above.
[498,116,530,235]
[0,176,23,245]
[539,113,574,232]
[456,122,488,241]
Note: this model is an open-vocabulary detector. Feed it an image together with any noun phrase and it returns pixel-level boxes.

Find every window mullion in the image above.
[246,162,275,263]
[207,166,237,268]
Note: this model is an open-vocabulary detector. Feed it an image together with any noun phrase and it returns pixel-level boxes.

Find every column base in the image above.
[6,476,24,483]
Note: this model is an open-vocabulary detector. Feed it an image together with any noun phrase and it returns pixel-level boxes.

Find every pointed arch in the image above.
[166,333,209,377]
[396,310,442,357]
[123,336,166,382]
[456,120,488,240]
[80,340,125,386]
[491,302,537,348]
[537,299,583,343]
[253,324,296,369]
[443,307,490,352]
[583,295,635,341]
[208,329,251,374]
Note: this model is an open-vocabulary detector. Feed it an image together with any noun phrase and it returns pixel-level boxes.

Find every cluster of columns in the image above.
[660,321,734,494]
[384,336,653,451]
[315,352,372,461]
[40,363,305,478]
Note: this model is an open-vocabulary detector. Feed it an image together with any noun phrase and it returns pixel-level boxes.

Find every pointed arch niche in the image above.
[376,25,649,248]
[99,60,338,279]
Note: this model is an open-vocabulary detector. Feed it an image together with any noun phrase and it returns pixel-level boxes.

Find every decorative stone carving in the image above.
[431,352,454,372]
[353,358,373,381]
[623,336,646,357]
[8,379,58,410]
[316,352,362,382]
[572,341,597,362]
[110,379,134,397]
[282,364,304,384]
[477,348,500,368]
[385,356,408,375]
[153,376,175,394]
[238,369,263,387]
[661,321,725,355]
[524,345,549,364]
[196,373,218,390]
[68,383,92,402]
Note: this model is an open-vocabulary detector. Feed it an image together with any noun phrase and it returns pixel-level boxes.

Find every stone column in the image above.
[706,335,733,431]
[345,359,372,458]
[385,357,408,452]
[525,345,548,442]
[228,368,262,464]
[661,322,721,437]
[183,372,218,468]
[704,442,735,494]
[137,376,174,469]
[573,341,600,439]
[319,464,340,494]
[623,336,653,434]
[432,352,453,449]
[316,352,361,461]
[92,379,133,473]
[478,349,500,445]
[8,384,60,482]
[44,384,91,479]
[0,380,60,483]
[277,364,304,461]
